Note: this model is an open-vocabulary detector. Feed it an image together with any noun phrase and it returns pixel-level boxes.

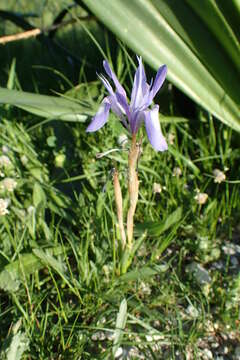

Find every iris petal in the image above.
[148,65,167,104]
[144,105,168,151]
[86,98,111,132]
[130,56,149,109]
[98,74,114,95]
[103,60,126,97]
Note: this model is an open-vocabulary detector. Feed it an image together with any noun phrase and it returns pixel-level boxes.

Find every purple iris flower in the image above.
[86,56,168,151]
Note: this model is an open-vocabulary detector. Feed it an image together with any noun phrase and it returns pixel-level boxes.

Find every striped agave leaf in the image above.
[82,0,240,131]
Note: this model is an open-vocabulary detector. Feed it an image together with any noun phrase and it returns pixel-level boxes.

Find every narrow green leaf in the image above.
[7,58,16,90]
[0,87,89,121]
[169,147,200,176]
[121,232,147,274]
[112,298,127,357]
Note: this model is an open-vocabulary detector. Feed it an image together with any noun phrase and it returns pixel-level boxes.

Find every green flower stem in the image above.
[127,134,141,249]
[113,168,126,250]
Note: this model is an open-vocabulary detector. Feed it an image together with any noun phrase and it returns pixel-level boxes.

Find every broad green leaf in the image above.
[119,264,169,282]
[0,247,64,292]
[135,207,182,237]
[82,0,240,131]
[0,87,89,121]
[33,249,66,275]
[33,183,46,208]
[185,0,240,74]
[112,298,127,357]
[0,254,43,292]
[1,331,29,360]
[33,249,78,295]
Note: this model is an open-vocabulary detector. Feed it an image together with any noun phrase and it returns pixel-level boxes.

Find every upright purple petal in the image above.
[115,92,130,118]
[103,60,126,97]
[86,98,111,132]
[98,74,114,96]
[144,105,168,151]
[130,56,149,109]
[148,65,167,104]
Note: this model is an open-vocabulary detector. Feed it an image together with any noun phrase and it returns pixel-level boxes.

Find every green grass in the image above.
[0,1,240,359]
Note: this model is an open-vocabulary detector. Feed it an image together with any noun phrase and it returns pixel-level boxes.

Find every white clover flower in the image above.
[20,155,28,165]
[2,145,9,153]
[117,133,128,148]
[140,281,151,295]
[0,155,11,167]
[1,178,17,192]
[0,198,10,216]
[173,166,182,177]
[167,132,175,145]
[186,304,199,318]
[213,169,226,183]
[194,192,208,205]
[27,206,35,214]
[153,182,162,194]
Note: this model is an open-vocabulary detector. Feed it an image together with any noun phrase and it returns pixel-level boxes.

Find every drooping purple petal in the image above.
[144,105,168,151]
[148,65,167,104]
[103,60,126,97]
[130,56,149,109]
[86,98,111,132]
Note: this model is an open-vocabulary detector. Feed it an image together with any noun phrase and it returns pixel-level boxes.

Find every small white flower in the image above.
[194,192,208,205]
[1,178,17,192]
[213,169,226,183]
[0,155,11,167]
[118,134,128,148]
[114,347,123,358]
[0,198,10,216]
[2,145,9,153]
[173,167,182,177]
[91,331,106,341]
[140,281,151,295]
[167,132,175,145]
[27,206,35,214]
[186,304,199,318]
[153,182,162,194]
[146,334,153,342]
[20,155,28,165]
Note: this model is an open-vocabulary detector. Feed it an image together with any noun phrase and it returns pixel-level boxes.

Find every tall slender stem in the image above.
[113,168,126,249]
[127,134,140,248]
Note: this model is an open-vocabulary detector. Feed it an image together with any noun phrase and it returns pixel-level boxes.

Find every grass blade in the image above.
[112,298,127,357]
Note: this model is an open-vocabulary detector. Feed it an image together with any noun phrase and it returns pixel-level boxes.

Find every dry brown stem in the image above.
[0,16,92,45]
[0,28,41,45]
